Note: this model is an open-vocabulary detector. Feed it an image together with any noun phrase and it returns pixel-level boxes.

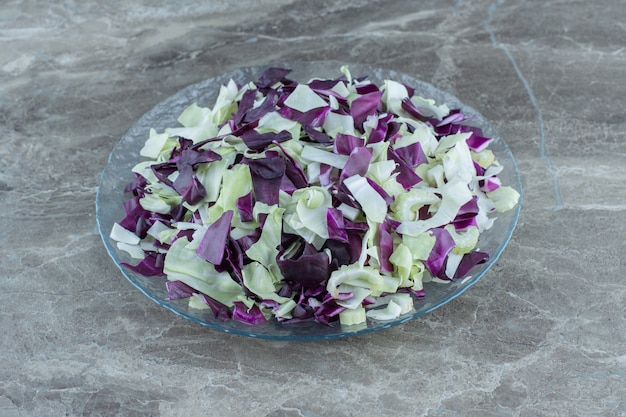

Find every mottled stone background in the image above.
[1,1,625,416]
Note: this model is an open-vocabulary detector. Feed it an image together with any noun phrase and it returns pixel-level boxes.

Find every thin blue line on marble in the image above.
[484,1,563,210]
[450,0,464,14]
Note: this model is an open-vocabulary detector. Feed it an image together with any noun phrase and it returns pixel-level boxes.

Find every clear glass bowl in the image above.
[96,61,522,341]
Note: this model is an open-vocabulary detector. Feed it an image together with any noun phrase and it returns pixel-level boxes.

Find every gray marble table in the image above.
[1,1,624,416]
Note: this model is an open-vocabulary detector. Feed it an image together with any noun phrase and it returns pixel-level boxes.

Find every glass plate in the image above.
[96,61,522,341]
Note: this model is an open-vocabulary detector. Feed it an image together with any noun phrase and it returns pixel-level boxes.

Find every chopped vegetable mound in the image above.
[111,66,519,326]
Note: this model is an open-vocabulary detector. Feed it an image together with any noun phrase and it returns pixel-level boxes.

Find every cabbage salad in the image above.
[110,66,519,326]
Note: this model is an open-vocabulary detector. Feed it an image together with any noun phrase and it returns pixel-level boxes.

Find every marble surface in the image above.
[1,0,625,416]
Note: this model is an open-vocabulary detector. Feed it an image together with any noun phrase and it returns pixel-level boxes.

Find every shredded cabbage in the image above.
[110,66,520,327]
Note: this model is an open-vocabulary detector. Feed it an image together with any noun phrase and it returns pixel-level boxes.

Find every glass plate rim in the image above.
[95,60,523,341]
